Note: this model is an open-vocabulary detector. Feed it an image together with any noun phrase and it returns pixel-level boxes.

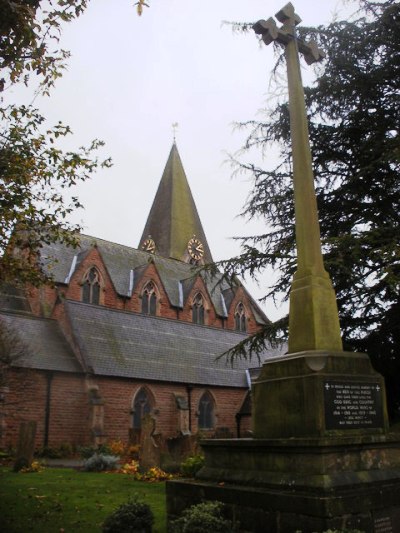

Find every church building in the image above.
[0,143,282,453]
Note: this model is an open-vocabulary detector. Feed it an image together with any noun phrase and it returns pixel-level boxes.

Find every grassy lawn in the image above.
[0,467,167,532]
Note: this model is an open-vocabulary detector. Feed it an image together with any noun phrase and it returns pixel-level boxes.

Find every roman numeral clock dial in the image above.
[187,237,204,261]
[142,237,156,254]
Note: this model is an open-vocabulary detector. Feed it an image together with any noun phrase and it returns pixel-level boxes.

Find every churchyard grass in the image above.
[0,467,167,532]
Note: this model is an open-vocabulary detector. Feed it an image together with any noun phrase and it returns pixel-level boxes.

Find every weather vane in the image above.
[172,122,179,142]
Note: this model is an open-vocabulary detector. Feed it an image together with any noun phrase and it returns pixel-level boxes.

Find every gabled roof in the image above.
[139,143,213,262]
[0,311,82,374]
[64,300,281,387]
[39,234,269,324]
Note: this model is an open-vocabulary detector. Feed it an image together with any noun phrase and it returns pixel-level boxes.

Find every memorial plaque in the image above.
[373,507,400,533]
[324,380,384,430]
[374,515,393,533]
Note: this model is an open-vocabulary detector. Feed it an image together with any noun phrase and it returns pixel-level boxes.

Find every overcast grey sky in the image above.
[10,0,357,320]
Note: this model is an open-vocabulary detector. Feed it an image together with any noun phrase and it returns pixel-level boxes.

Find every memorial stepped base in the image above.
[167,351,400,532]
[167,434,400,533]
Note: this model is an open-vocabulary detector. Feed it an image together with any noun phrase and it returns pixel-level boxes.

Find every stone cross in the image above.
[253,3,342,354]
[253,4,325,64]
[172,122,179,142]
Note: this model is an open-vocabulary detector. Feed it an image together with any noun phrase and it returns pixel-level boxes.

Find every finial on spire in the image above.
[172,122,179,142]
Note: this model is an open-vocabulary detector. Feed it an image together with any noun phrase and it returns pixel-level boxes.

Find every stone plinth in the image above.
[166,351,400,532]
[167,433,400,532]
[253,351,388,439]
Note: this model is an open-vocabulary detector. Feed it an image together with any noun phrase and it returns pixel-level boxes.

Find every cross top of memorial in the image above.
[253,2,325,65]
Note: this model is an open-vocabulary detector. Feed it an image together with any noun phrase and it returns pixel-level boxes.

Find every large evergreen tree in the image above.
[224,0,400,419]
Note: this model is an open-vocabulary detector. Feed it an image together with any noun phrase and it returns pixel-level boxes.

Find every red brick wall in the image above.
[1,369,249,449]
[226,286,260,335]
[88,376,248,443]
[29,248,263,335]
[1,370,89,450]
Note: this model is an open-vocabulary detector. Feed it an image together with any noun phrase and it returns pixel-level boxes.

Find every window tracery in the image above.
[132,388,152,429]
[82,267,101,305]
[142,281,157,315]
[192,293,205,325]
[198,391,215,430]
[234,302,247,332]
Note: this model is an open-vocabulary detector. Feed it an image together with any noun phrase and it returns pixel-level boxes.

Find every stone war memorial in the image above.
[166,4,400,532]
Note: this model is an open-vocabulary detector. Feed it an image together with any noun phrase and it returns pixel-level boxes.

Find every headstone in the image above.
[139,413,160,470]
[88,385,105,446]
[13,420,37,472]
[174,394,190,435]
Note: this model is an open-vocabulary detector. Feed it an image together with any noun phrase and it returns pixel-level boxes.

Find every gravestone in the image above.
[139,413,160,471]
[166,4,400,532]
[88,385,105,446]
[174,394,190,435]
[13,421,37,472]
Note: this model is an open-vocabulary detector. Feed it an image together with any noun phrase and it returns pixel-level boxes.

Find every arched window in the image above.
[234,302,247,332]
[82,267,101,305]
[132,388,152,429]
[192,293,205,325]
[141,282,157,316]
[198,391,215,430]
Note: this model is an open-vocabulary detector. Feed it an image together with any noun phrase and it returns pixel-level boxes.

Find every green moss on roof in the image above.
[139,143,213,262]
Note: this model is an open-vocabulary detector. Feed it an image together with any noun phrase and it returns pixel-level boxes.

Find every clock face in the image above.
[188,237,204,260]
[142,238,156,254]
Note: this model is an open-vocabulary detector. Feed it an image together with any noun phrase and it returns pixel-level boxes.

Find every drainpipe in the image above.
[44,372,54,448]
[186,385,193,432]
[235,413,241,438]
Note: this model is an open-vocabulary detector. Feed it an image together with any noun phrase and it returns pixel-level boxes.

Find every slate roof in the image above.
[39,234,268,325]
[0,312,82,373]
[64,300,282,387]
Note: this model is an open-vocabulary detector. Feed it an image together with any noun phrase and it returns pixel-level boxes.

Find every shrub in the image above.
[78,445,97,459]
[120,460,140,476]
[102,494,154,533]
[169,501,236,533]
[20,460,45,473]
[36,446,63,459]
[180,454,205,478]
[36,443,74,459]
[108,439,126,456]
[58,442,74,458]
[83,453,118,472]
[126,444,140,459]
[78,443,111,459]
[139,466,172,482]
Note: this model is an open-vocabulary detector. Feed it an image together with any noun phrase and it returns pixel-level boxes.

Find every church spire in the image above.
[139,143,213,263]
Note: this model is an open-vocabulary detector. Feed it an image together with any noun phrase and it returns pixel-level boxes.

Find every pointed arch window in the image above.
[82,267,101,305]
[192,293,205,325]
[234,302,247,332]
[141,281,157,316]
[132,388,152,429]
[198,391,215,430]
